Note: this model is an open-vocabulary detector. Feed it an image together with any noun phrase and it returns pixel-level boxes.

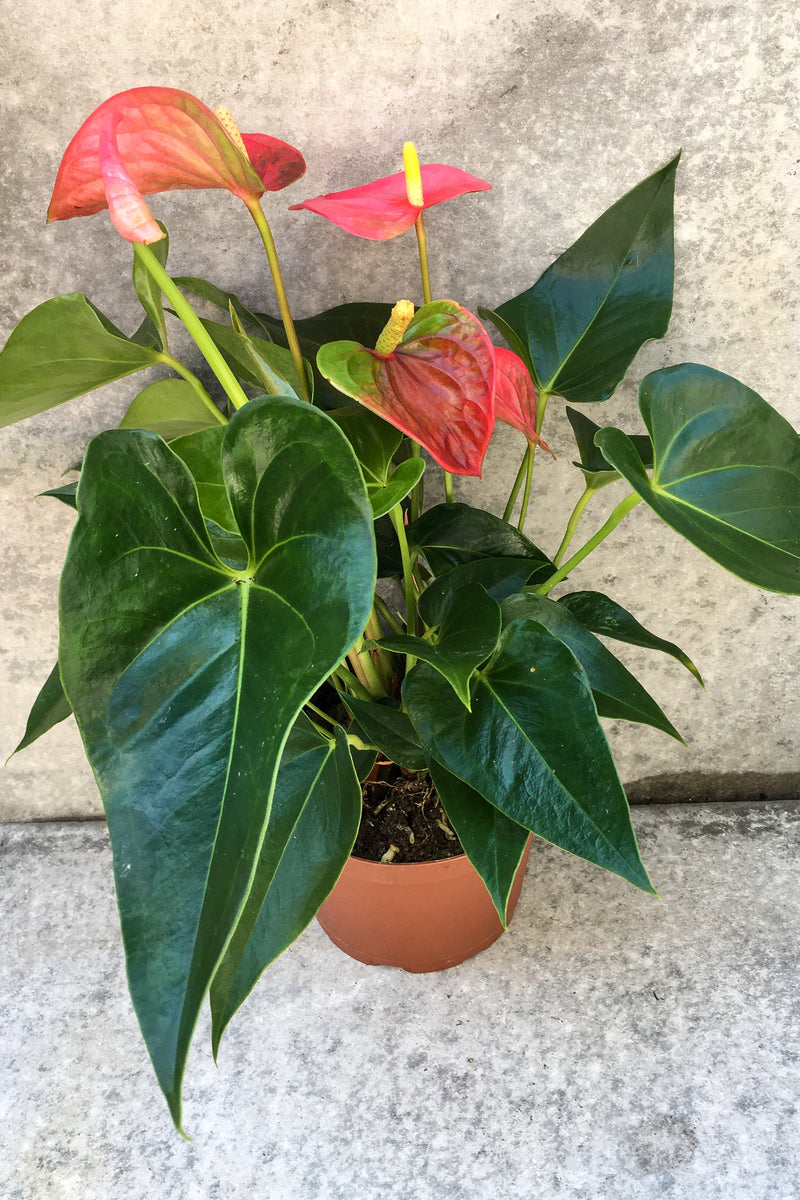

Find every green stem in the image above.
[503,447,529,523]
[553,485,597,566]
[517,442,535,531]
[155,352,227,425]
[389,503,418,670]
[444,472,454,504]
[535,492,643,596]
[373,592,405,636]
[414,212,432,305]
[245,200,311,405]
[331,664,373,702]
[304,700,343,729]
[134,244,250,411]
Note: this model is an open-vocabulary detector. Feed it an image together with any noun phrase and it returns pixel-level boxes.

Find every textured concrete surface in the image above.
[2,0,799,816]
[1,803,799,1199]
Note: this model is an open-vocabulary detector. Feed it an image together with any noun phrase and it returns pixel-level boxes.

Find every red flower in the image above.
[493,347,554,457]
[48,87,305,244]
[289,163,491,241]
[317,300,496,476]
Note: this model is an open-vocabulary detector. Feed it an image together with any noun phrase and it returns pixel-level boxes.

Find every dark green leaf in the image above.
[369,458,426,520]
[338,694,427,771]
[566,405,653,489]
[199,319,309,400]
[0,293,162,428]
[169,426,238,531]
[408,502,553,584]
[10,663,72,757]
[403,621,655,894]
[210,724,360,1055]
[427,757,530,925]
[558,590,703,685]
[58,395,375,1129]
[118,378,225,441]
[377,582,501,708]
[40,482,78,509]
[132,226,170,350]
[419,557,550,605]
[502,593,684,741]
[596,364,800,594]
[486,155,678,402]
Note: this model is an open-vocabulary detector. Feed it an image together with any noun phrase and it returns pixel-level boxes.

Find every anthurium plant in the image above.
[4,87,800,1131]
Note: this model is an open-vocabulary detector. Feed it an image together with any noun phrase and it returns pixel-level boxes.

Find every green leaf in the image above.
[376,582,501,709]
[10,663,72,757]
[566,405,653,489]
[408,502,553,584]
[419,557,551,605]
[168,426,238,531]
[338,694,427,771]
[199,318,309,400]
[171,276,273,334]
[426,757,530,925]
[58,395,375,1129]
[210,723,360,1055]
[118,378,225,441]
[369,458,426,520]
[501,593,684,741]
[403,620,655,894]
[486,155,679,402]
[558,590,703,685]
[596,364,800,594]
[40,482,78,509]
[132,224,170,350]
[0,293,163,428]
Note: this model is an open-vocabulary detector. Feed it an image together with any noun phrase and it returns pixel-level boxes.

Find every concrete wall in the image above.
[1,0,798,818]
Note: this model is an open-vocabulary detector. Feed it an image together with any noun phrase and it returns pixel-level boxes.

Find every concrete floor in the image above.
[1,802,798,1200]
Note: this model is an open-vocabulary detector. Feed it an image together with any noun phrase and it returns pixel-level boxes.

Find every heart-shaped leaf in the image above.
[501,593,684,741]
[558,590,703,685]
[118,378,226,440]
[58,395,375,1129]
[596,364,800,593]
[408,502,553,584]
[403,620,654,894]
[484,155,678,402]
[210,722,360,1055]
[0,293,162,428]
[317,300,495,476]
[426,757,530,924]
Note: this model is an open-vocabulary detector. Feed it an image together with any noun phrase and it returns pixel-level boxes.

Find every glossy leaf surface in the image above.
[501,593,684,741]
[0,293,161,428]
[558,590,703,685]
[566,405,652,489]
[377,582,501,708]
[317,300,495,476]
[118,378,225,440]
[487,156,678,402]
[427,757,530,924]
[596,364,800,593]
[200,319,308,399]
[404,621,654,893]
[11,664,72,756]
[210,723,360,1054]
[408,502,553,584]
[330,406,423,518]
[58,396,375,1128]
[339,695,427,771]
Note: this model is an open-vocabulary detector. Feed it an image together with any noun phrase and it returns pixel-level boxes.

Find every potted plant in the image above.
[3,87,799,1134]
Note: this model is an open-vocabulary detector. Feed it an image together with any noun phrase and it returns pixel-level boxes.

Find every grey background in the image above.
[1,0,798,818]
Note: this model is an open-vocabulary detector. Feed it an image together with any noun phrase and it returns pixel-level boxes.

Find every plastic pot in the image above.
[316,840,531,973]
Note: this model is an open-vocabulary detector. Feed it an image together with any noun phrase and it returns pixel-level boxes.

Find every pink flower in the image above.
[493,347,554,457]
[48,87,305,244]
[289,163,491,241]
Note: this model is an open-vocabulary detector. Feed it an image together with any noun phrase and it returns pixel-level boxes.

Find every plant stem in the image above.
[304,700,343,729]
[245,199,311,405]
[503,447,529,523]
[444,471,454,504]
[373,592,405,636]
[535,492,642,596]
[517,442,535,531]
[134,244,250,411]
[414,212,432,305]
[389,503,418,670]
[331,664,373,702]
[553,484,597,565]
[154,352,227,425]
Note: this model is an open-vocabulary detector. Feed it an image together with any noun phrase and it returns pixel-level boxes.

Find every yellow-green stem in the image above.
[331,664,373,702]
[373,592,405,636]
[245,199,312,405]
[414,212,432,305]
[155,352,227,425]
[553,485,597,565]
[517,442,535,531]
[535,492,643,596]
[389,503,418,671]
[503,447,529,523]
[134,244,250,410]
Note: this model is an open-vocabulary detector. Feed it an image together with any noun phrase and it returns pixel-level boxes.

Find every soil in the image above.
[352,760,466,864]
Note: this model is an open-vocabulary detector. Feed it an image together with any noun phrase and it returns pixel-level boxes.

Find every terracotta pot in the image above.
[316,841,531,973]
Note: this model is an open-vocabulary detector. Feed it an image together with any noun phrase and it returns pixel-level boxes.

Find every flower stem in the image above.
[134,244,250,411]
[517,442,535,531]
[373,592,405,636]
[553,485,597,565]
[154,352,227,425]
[535,492,642,596]
[331,664,374,702]
[389,503,418,671]
[414,212,432,305]
[245,199,311,405]
[503,446,529,523]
